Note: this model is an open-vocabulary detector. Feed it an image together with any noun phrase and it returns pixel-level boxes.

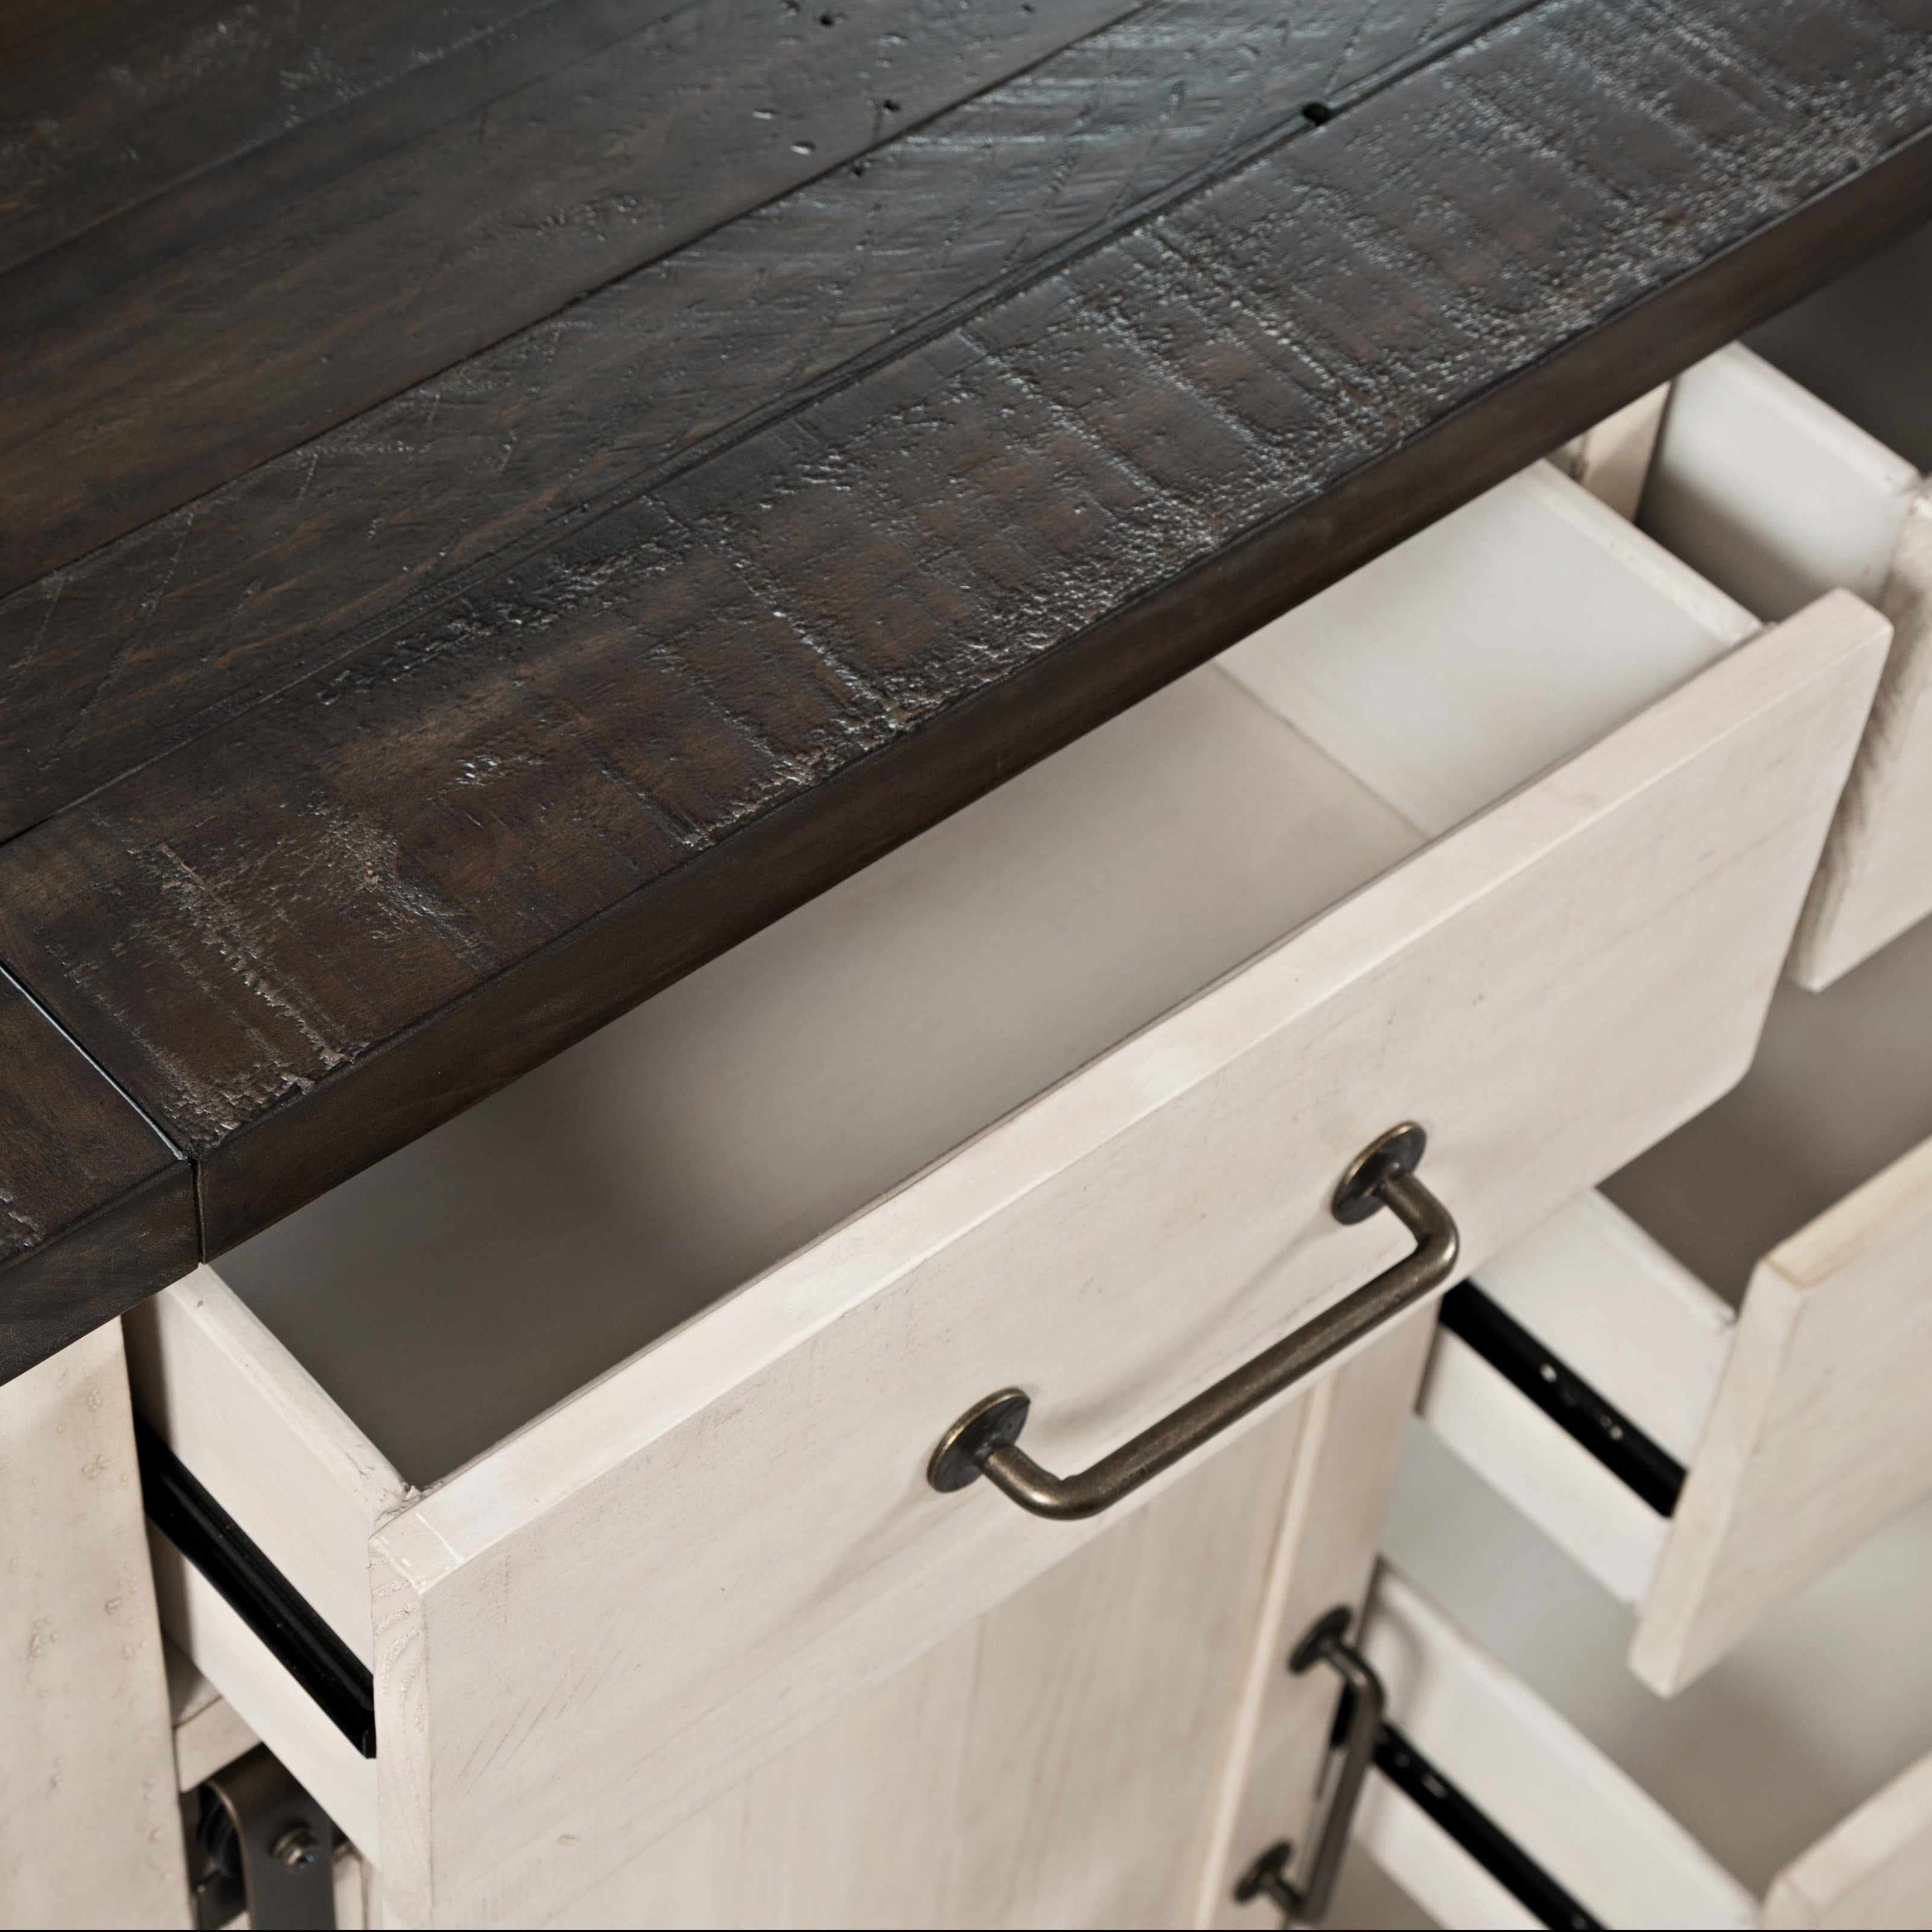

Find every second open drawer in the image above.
[1420,891,1932,1695]
[126,461,1882,1927]
[1641,217,1932,989]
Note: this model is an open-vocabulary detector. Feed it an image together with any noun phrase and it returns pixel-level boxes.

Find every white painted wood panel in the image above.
[1207,1305,1436,1931]
[1764,1753,1932,1929]
[1354,1773,1543,1931]
[1551,383,1672,520]
[148,1527,379,1859]
[165,1640,260,1793]
[363,596,1882,1926]
[1413,1191,1730,1608]
[0,1322,188,1931]
[1473,1191,1733,1462]
[1220,461,1756,839]
[547,1307,1430,1932]
[1795,493,1932,988]
[1381,1426,1932,1930]
[548,1375,1326,1930]
[1359,1564,1755,1931]
[1642,342,1932,987]
[1418,1326,1667,1606]
[1644,346,1916,621]
[1636,1133,1932,1692]
[1418,1149,1932,1694]
[125,1268,412,1664]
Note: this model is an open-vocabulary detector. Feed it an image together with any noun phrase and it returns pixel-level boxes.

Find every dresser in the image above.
[5,5,1932,1927]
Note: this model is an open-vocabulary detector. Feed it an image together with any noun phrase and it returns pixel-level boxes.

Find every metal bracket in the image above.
[192,1745,337,1931]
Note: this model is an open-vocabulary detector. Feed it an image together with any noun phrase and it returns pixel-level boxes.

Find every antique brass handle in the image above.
[1233,1608,1387,1927]
[926,1124,1457,1520]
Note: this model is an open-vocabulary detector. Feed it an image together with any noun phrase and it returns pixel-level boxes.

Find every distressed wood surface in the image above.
[0,0,1929,1357]
[0,0,1925,1284]
[355,600,1880,1924]
[1636,1135,1932,1694]
[548,1380,1328,1930]
[0,0,1512,841]
[0,1322,190,1929]
[1208,1305,1435,1931]
[0,0,583,275]
[0,973,195,1380]
[0,0,1153,593]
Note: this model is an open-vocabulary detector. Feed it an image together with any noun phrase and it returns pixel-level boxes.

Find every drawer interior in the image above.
[1641,224,1932,627]
[1381,1419,1932,1904]
[1603,906,1932,1305]
[200,463,1755,1491]
[1643,342,1917,624]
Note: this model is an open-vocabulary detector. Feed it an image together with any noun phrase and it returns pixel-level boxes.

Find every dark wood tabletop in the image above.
[4,0,1931,1378]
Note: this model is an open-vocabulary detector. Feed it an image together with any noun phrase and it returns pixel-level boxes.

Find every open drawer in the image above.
[1419,901,1932,1694]
[1356,1433,1932,1930]
[126,461,1882,1927]
[1640,219,1932,988]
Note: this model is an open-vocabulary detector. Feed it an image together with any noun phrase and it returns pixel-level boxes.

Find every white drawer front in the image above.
[359,598,1881,1925]
[1425,895,1932,1690]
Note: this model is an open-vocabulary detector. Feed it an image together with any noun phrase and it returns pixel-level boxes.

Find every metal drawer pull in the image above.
[1234,1608,1384,1927]
[927,1123,1457,1519]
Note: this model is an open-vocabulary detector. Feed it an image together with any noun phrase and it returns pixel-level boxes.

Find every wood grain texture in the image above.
[1794,489,1932,986]
[0,1321,190,1929]
[1636,340,1932,987]
[0,0,575,275]
[548,1387,1326,1931]
[1,0,1927,1284]
[0,973,196,1383]
[1208,1305,1436,1932]
[1764,1751,1932,1929]
[355,602,1881,1926]
[1357,1565,1758,1931]
[1634,1134,1932,1695]
[0,0,1514,843]
[0,0,1150,593]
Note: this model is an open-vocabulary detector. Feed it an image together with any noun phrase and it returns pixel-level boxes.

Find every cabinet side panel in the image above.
[0,1322,188,1928]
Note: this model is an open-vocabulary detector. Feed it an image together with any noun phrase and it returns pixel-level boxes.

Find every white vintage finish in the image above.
[1764,1754,1932,1930]
[1207,1307,1436,1931]
[1639,1134,1932,1692]
[0,1322,188,1931]
[1371,1431,1932,1931]
[147,1523,380,1859]
[1645,342,1932,987]
[1552,383,1672,520]
[132,464,1885,1925]
[1424,897,1932,1690]
[165,1640,260,1794]
[126,1270,411,1666]
[548,1317,1427,1931]
[1358,1564,1755,1930]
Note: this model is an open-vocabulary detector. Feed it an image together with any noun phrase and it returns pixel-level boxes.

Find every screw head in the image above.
[272,1826,320,1869]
